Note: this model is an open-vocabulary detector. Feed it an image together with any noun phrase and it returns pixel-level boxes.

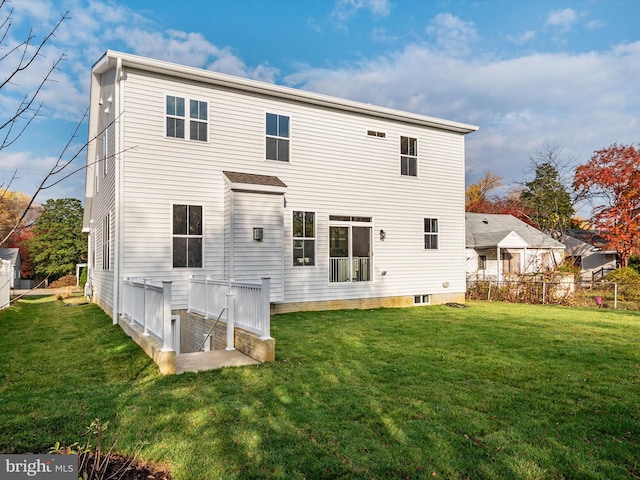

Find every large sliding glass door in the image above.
[329,216,371,283]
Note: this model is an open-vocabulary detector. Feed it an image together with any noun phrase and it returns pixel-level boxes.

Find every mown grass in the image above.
[1,297,639,479]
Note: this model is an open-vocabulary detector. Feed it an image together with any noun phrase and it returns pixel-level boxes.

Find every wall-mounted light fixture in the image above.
[379,229,386,241]
[253,227,264,241]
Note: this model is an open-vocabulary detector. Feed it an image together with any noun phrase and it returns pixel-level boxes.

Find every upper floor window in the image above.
[189,100,207,141]
[173,204,203,268]
[293,211,315,266]
[166,95,185,138]
[166,96,207,142]
[401,136,417,176]
[424,218,438,249]
[266,113,290,161]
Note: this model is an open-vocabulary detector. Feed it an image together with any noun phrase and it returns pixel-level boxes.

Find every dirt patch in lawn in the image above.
[81,453,173,480]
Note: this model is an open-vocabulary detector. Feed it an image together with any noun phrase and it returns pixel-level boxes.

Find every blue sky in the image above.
[1,0,639,213]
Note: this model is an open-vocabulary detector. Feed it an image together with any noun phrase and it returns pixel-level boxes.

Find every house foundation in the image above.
[271,292,465,314]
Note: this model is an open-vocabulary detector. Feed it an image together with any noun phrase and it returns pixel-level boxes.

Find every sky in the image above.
[1,0,639,213]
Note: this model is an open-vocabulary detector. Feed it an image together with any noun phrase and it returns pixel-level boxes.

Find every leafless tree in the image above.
[0,2,86,246]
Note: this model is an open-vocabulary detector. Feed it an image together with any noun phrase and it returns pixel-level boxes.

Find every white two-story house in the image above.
[83,50,478,324]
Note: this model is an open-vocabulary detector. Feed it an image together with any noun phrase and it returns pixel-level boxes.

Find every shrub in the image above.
[79,266,87,288]
[48,275,77,289]
[605,267,640,301]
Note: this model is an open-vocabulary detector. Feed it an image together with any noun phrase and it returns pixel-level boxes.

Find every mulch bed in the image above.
[80,453,173,480]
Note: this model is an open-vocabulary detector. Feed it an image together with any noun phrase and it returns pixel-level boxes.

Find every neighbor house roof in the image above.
[0,248,20,265]
[561,229,617,255]
[465,213,565,249]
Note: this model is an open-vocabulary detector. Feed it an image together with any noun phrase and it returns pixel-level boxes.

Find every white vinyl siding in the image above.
[89,61,469,310]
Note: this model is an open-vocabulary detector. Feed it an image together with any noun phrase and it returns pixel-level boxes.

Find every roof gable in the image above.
[466,213,565,250]
[0,248,20,264]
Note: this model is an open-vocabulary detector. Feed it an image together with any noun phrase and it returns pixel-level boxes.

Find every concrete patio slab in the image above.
[175,349,260,374]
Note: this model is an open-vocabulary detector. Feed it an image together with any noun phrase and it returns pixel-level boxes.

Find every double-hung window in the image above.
[166,95,208,141]
[266,113,290,161]
[102,128,109,176]
[401,136,418,176]
[293,211,315,266]
[166,95,185,138]
[173,204,203,268]
[424,218,438,249]
[102,214,110,270]
[189,100,207,141]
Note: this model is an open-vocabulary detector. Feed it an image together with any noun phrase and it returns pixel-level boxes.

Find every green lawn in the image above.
[1,297,639,479]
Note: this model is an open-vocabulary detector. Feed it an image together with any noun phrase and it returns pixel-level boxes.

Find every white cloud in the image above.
[285,40,640,187]
[507,30,536,45]
[426,13,479,57]
[332,0,391,21]
[545,8,578,30]
[586,19,606,30]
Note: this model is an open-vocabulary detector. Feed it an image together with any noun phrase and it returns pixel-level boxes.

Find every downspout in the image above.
[112,56,123,325]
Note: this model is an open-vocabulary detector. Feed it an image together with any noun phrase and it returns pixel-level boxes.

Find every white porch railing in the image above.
[329,257,370,282]
[188,276,271,340]
[121,277,174,352]
[0,260,10,310]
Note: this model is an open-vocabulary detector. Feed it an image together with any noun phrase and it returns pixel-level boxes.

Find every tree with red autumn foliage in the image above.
[466,170,534,225]
[573,143,640,267]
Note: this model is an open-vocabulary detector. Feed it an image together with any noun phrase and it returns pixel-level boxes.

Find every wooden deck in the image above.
[175,350,259,374]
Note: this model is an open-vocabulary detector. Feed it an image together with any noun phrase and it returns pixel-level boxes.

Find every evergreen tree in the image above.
[25,198,86,279]
[520,161,574,238]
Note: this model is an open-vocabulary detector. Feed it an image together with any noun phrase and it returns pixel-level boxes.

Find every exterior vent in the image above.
[367,130,386,138]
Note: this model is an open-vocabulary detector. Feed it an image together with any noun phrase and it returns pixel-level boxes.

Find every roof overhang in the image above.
[93,51,479,135]
[223,171,287,194]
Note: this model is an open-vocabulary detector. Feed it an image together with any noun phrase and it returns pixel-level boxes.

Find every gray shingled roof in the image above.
[466,213,565,249]
[0,248,20,264]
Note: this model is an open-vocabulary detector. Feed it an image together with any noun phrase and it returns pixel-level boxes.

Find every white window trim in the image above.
[400,135,418,177]
[165,94,209,143]
[264,111,292,163]
[328,215,374,284]
[292,210,317,267]
[171,202,205,269]
[424,217,439,250]
[102,128,109,177]
[102,213,110,271]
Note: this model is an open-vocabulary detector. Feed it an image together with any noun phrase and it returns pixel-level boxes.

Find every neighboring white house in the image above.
[560,229,618,282]
[466,213,565,280]
[82,51,478,324]
[0,248,21,289]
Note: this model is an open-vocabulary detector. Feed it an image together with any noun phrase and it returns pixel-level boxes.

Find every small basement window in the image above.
[367,130,386,138]
[414,294,431,305]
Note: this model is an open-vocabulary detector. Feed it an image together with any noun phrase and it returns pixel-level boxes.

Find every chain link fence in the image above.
[466,278,640,310]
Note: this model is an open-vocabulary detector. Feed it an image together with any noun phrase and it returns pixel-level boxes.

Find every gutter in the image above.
[94,50,479,135]
[112,56,123,325]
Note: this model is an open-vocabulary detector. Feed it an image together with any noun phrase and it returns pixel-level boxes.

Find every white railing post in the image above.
[187,275,193,313]
[260,277,271,340]
[204,276,210,319]
[142,278,151,336]
[161,281,173,351]
[128,278,135,325]
[226,293,236,351]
